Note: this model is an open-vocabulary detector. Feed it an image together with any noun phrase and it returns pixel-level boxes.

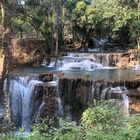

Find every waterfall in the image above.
[52,75,63,118]
[8,75,130,125]
[122,94,129,116]
[3,64,135,131]
[41,59,48,66]
[59,59,103,70]
[100,86,129,116]
[46,53,104,70]
[91,85,129,117]
[44,53,120,70]
[100,88,109,100]
[5,73,65,127]
[4,75,43,131]
[105,54,110,67]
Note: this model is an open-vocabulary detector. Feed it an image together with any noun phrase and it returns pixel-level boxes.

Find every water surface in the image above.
[13,66,140,81]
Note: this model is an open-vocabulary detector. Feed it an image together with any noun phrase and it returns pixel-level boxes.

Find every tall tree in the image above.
[53,0,63,55]
[0,0,12,124]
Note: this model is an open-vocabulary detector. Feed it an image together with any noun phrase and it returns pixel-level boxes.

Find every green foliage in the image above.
[0,130,29,140]
[74,1,87,16]
[1,0,139,52]
[65,0,139,45]
[122,114,140,139]
[9,0,139,50]
[29,102,140,140]
[30,118,83,140]
[1,101,140,140]
[50,119,82,140]
[82,100,124,133]
[134,37,140,64]
[12,0,55,50]
[29,120,52,140]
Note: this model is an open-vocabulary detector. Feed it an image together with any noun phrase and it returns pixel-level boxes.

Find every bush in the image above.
[30,118,83,140]
[81,100,125,133]
[1,101,140,140]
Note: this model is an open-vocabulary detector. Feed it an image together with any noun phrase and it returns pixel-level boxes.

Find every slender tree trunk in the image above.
[0,0,12,125]
[53,0,62,56]
[80,25,86,48]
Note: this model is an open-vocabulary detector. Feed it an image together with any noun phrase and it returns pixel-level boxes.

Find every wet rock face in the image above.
[39,74,53,82]
[36,85,56,119]
[94,52,138,68]
[43,86,56,118]
[125,80,140,89]
[34,86,44,118]
[57,78,140,121]
[59,79,121,121]
[34,74,56,119]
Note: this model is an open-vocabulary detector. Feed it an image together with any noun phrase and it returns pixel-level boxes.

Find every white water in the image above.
[100,86,129,116]
[47,53,104,70]
[59,59,103,70]
[43,52,137,71]
[53,75,64,117]
[111,87,129,116]
[4,75,43,131]
[122,94,129,116]
[45,53,120,70]
[4,49,135,132]
[4,73,64,131]
[133,64,140,70]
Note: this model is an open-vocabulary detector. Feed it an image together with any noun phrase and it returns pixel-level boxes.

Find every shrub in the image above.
[81,100,125,133]
[1,101,140,140]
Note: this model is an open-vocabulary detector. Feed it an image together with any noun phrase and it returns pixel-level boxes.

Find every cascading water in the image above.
[52,75,64,118]
[100,86,129,116]
[3,50,138,133]
[47,53,104,70]
[122,94,129,116]
[59,59,103,70]
[4,75,43,131]
[43,52,137,71]
[2,71,132,134]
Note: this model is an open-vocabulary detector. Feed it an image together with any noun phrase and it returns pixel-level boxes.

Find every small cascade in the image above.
[35,95,45,122]
[122,94,129,116]
[53,75,64,118]
[100,86,129,116]
[41,59,48,66]
[94,53,110,67]
[4,75,43,131]
[59,59,103,70]
[133,65,140,70]
[43,52,137,70]
[106,54,110,67]
[46,53,104,70]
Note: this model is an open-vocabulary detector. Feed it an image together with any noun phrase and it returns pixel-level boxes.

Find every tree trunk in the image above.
[0,0,12,125]
[53,0,62,56]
